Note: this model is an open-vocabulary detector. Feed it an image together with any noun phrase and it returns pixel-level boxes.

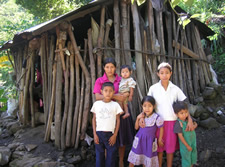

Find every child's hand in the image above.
[94,134,99,144]
[139,117,145,128]
[158,139,164,147]
[186,145,192,152]
[108,134,117,146]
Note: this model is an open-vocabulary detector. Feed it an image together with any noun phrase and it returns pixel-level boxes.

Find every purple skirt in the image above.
[128,126,159,166]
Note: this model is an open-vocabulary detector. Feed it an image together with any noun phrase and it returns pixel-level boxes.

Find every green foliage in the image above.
[0,0,40,111]
[15,0,93,22]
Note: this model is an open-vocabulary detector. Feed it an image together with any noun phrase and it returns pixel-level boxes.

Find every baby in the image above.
[119,65,136,119]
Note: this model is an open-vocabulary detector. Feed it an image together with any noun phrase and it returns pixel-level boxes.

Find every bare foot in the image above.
[122,112,130,119]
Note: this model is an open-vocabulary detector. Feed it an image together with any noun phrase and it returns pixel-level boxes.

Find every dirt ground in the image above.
[1,122,224,167]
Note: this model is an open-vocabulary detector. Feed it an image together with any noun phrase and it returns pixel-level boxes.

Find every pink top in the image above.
[93,73,121,94]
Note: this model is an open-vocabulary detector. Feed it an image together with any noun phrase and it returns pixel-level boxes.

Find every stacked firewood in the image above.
[13,0,212,150]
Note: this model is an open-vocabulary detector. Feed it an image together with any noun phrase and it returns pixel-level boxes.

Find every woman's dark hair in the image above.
[103,57,116,67]
[120,64,132,72]
[173,101,188,114]
[101,82,114,90]
[141,96,156,106]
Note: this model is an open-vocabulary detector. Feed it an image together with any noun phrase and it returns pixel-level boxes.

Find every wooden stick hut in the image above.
[0,0,215,149]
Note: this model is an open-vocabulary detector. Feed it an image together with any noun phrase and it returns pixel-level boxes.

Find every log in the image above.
[75,39,88,149]
[155,9,165,61]
[22,52,31,125]
[121,0,131,66]
[96,6,105,78]
[66,42,75,147]
[88,29,96,103]
[29,50,35,127]
[103,19,113,59]
[44,60,57,142]
[67,23,91,140]
[18,48,26,123]
[183,29,195,103]
[193,26,211,84]
[147,0,158,84]
[172,12,178,85]
[191,23,205,91]
[71,42,81,146]
[54,52,63,149]
[40,34,48,125]
[172,40,199,59]
[56,26,66,71]
[47,36,56,118]
[165,10,173,65]
[186,23,200,96]
[180,29,188,98]
[131,1,145,95]
[61,54,69,150]
[114,0,121,74]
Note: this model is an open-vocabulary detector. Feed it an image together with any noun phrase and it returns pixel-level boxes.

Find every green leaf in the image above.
[171,0,180,8]
[0,97,7,103]
[137,0,146,6]
[182,19,191,28]
[183,0,194,7]
[190,14,201,19]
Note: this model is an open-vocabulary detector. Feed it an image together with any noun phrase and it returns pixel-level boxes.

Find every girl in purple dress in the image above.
[128,96,164,167]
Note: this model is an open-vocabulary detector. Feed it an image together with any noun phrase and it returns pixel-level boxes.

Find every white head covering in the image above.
[157,62,172,71]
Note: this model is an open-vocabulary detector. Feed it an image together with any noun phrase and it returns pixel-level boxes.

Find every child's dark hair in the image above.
[101,82,114,90]
[103,57,116,67]
[173,101,188,114]
[120,64,132,72]
[141,96,156,109]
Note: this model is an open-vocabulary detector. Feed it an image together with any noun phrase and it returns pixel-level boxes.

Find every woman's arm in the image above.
[186,114,195,131]
[95,92,128,102]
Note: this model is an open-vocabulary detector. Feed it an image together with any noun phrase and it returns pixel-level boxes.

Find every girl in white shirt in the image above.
[146,62,194,167]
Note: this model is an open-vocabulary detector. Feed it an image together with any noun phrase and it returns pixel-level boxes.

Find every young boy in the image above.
[173,101,198,167]
[91,82,123,167]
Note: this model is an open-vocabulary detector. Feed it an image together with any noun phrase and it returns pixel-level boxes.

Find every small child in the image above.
[119,65,136,119]
[173,101,198,167]
[91,82,123,167]
[128,96,164,167]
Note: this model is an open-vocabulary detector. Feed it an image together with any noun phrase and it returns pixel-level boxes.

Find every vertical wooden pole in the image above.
[66,42,75,147]
[96,6,105,78]
[114,0,121,74]
[131,1,145,95]
[121,0,131,66]
[88,29,96,103]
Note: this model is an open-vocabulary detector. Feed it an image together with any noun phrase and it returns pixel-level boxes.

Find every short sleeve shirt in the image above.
[91,100,123,133]
[174,120,183,133]
[147,81,186,121]
[93,73,121,94]
[119,77,136,93]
